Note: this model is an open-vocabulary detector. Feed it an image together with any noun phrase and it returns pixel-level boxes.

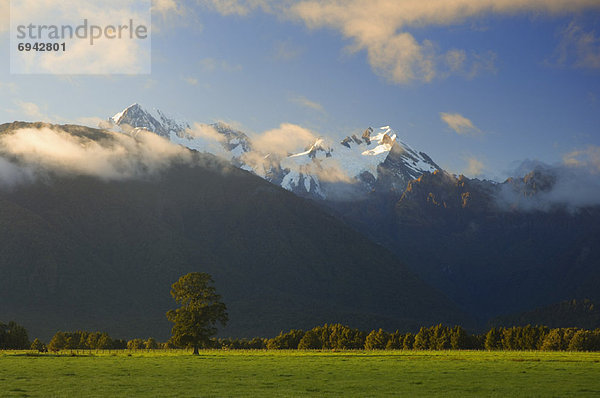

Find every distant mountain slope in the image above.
[0,122,469,341]
[326,169,600,325]
[491,299,600,329]
[106,105,600,330]
[108,105,441,200]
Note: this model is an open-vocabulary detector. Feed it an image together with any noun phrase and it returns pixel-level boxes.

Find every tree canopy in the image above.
[166,272,228,354]
[0,321,30,349]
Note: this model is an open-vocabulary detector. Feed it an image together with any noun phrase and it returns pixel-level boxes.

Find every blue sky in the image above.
[1,0,599,180]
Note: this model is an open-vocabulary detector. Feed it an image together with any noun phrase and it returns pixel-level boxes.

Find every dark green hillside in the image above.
[0,122,468,340]
[491,299,600,330]
[324,170,600,326]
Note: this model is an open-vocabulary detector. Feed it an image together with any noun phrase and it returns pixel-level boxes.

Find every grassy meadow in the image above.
[1,350,599,397]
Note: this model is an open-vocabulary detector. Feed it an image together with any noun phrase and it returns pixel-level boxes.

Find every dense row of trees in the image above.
[0,321,30,349]
[5,275,600,353]
[217,324,600,352]
[240,324,479,351]
[484,326,600,351]
[45,331,128,352]
[41,331,183,352]
[8,323,600,353]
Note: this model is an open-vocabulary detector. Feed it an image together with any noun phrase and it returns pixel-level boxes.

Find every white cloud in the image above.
[553,22,600,70]
[239,122,354,185]
[15,101,49,122]
[0,0,8,33]
[186,123,226,143]
[290,95,325,113]
[364,32,438,83]
[146,1,600,83]
[251,123,317,156]
[440,112,481,135]
[75,116,107,128]
[191,0,600,84]
[153,0,180,15]
[214,119,248,132]
[0,157,33,186]
[289,0,600,84]
[0,126,190,183]
[468,51,498,78]
[445,49,467,73]
[464,156,485,176]
[236,122,319,178]
[152,0,198,32]
[197,0,276,16]
[563,145,600,172]
[498,160,600,211]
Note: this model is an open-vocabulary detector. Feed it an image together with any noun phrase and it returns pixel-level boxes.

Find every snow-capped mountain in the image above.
[109,104,251,165]
[272,126,440,199]
[108,104,441,200]
[111,103,190,138]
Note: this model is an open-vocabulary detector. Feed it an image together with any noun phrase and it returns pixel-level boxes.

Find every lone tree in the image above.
[166,272,228,355]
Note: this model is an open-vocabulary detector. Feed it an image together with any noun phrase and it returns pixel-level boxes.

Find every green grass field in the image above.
[1,350,599,397]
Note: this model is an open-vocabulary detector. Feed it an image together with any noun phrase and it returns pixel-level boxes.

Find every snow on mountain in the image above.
[108,104,441,200]
[109,104,251,165]
[278,126,440,198]
[111,103,190,137]
[168,121,252,166]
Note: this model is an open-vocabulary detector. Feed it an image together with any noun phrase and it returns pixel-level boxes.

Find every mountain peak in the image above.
[111,103,141,125]
[110,103,189,138]
[108,105,443,200]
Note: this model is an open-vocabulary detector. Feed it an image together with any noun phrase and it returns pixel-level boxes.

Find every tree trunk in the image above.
[193,345,199,355]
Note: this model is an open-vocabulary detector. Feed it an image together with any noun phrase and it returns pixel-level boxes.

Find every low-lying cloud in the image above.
[239,123,319,176]
[496,157,600,212]
[0,126,191,185]
[236,123,355,186]
[186,123,226,143]
[464,156,485,176]
[251,123,318,156]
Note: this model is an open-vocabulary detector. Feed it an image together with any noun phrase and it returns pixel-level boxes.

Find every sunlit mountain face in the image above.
[108,104,440,200]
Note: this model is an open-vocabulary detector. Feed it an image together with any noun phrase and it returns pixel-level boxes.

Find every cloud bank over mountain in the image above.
[0,125,190,185]
[497,156,600,211]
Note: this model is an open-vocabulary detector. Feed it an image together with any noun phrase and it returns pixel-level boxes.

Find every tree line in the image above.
[225,324,600,351]
[0,321,30,350]
[4,274,600,353]
[20,323,600,353]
